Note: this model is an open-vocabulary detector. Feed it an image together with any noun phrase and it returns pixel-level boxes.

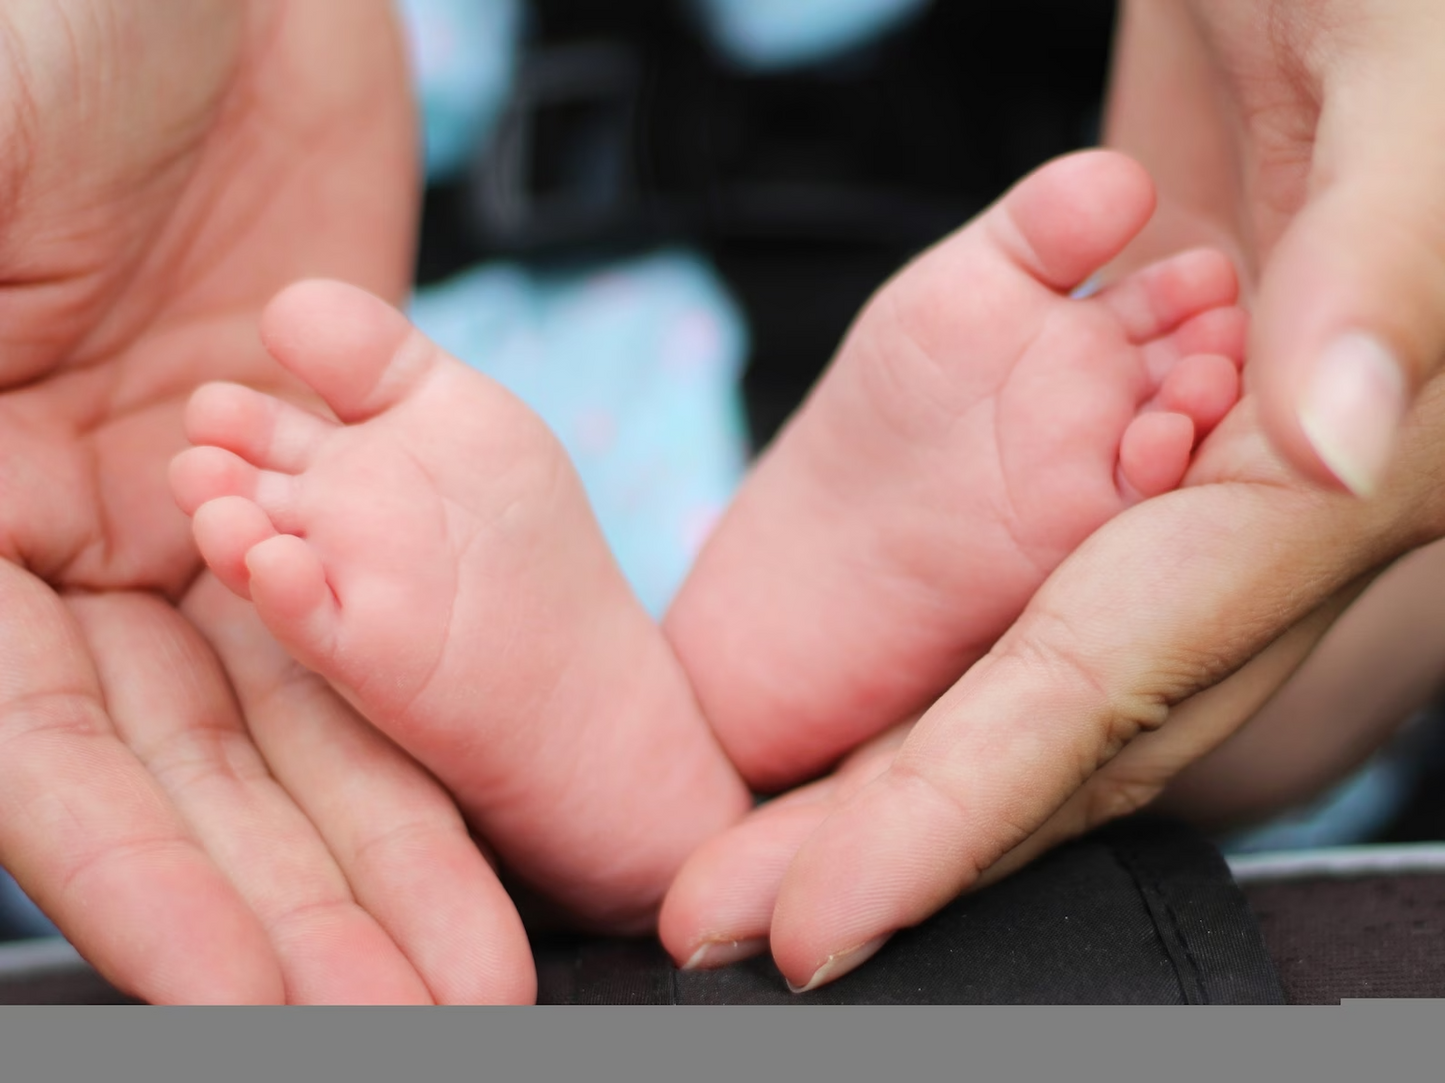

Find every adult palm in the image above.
[0,0,413,584]
[0,0,533,1003]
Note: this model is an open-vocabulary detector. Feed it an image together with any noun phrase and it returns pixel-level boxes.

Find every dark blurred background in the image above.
[417,0,1119,448]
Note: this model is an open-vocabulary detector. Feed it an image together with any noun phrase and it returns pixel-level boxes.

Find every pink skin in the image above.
[170,281,751,934]
[665,150,1245,795]
[661,151,1245,977]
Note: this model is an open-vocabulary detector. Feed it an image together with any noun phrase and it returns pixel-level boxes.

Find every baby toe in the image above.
[1119,412,1195,500]
[193,496,280,600]
[1097,248,1239,344]
[1156,354,1242,437]
[245,534,340,666]
[170,446,262,516]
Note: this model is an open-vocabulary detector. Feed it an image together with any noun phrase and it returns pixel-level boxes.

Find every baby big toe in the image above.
[990,150,1157,292]
[261,281,440,424]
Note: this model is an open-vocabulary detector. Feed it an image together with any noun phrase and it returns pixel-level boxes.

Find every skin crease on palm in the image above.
[0,1,537,1004]
[659,0,1445,992]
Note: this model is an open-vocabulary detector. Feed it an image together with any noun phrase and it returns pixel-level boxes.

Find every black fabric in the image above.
[534,816,1285,1005]
[0,971,137,1005]
[0,958,138,1005]
[1242,873,1445,1003]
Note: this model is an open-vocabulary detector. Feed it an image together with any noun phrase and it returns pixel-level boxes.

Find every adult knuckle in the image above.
[143,724,271,795]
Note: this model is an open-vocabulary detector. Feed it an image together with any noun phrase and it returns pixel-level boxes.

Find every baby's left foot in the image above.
[171,281,750,932]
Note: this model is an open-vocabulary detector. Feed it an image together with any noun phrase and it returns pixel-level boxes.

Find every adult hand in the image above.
[663,390,1441,989]
[659,0,1445,990]
[1107,0,1445,498]
[0,0,532,1002]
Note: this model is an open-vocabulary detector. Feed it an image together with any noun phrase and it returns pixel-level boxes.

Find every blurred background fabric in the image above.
[686,0,934,72]
[410,250,749,616]
[401,0,525,180]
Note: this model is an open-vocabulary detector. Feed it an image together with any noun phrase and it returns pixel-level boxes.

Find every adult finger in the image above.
[976,587,1365,889]
[1235,9,1445,496]
[184,575,536,1004]
[659,724,910,970]
[767,457,1406,991]
[0,561,283,1003]
[664,551,1367,973]
[658,618,1301,973]
[67,588,432,1004]
[1260,35,1445,494]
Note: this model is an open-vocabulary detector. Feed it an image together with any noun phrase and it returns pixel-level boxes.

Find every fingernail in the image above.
[1297,333,1407,497]
[786,937,888,995]
[682,938,768,971]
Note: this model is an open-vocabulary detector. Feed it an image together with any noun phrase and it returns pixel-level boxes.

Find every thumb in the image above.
[1254,28,1445,497]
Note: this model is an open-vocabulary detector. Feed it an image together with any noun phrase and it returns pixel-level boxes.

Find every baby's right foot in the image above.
[666,150,1247,791]
[171,282,750,932]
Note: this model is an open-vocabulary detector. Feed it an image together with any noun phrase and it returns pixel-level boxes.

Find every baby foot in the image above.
[666,150,1247,791]
[171,281,750,932]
